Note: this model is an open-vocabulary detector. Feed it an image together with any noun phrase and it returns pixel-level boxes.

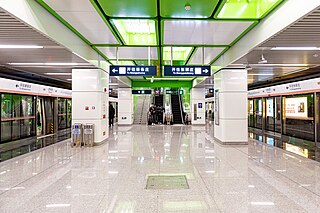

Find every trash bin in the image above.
[83,123,94,147]
[72,123,82,147]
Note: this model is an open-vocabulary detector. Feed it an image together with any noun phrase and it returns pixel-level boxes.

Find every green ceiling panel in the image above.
[160,0,219,18]
[97,0,157,18]
[135,60,159,66]
[132,80,192,88]
[110,60,135,65]
[111,19,157,45]
[215,0,284,19]
[163,47,192,61]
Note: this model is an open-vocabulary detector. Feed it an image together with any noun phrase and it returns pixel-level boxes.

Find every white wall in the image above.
[118,88,133,125]
[72,69,109,144]
[191,88,205,125]
[214,69,248,145]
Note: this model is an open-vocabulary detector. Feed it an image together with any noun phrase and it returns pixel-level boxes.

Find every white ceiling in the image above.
[232,6,320,85]
[188,47,225,65]
[98,47,158,60]
[43,0,119,44]
[163,20,254,45]
[0,8,95,83]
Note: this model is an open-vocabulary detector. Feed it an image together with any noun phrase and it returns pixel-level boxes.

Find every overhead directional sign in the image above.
[110,65,157,76]
[164,65,211,76]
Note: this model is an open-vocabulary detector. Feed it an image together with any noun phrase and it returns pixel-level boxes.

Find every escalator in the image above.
[154,94,163,107]
[171,94,183,124]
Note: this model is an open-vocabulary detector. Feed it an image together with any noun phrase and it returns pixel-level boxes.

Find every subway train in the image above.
[248,77,320,143]
[0,77,72,161]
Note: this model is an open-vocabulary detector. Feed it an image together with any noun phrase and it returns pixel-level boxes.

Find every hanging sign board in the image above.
[110,65,157,76]
[164,65,211,76]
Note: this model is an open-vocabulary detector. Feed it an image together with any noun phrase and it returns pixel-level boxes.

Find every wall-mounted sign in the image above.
[285,97,308,118]
[165,90,183,95]
[110,65,157,76]
[132,90,152,95]
[164,65,211,76]
[198,103,203,109]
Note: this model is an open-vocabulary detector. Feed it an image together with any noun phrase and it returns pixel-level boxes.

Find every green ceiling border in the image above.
[213,0,285,20]
[184,47,196,65]
[35,0,112,64]
[209,47,229,65]
[132,80,192,88]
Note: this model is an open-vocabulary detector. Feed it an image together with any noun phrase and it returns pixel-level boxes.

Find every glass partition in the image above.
[248,99,254,127]
[283,94,314,141]
[253,98,263,129]
[67,99,72,128]
[265,97,275,131]
[58,98,67,130]
[1,94,35,143]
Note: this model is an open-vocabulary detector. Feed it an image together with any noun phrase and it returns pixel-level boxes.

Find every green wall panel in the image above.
[132,81,192,88]
[97,0,157,17]
[160,0,219,18]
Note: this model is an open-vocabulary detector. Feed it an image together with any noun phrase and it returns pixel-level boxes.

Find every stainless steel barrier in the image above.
[83,124,94,147]
[72,123,82,147]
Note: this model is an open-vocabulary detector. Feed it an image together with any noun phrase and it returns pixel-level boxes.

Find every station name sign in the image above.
[164,65,211,76]
[110,65,157,76]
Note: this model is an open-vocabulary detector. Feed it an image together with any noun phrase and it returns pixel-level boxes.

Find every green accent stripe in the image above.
[184,47,196,65]
[132,80,192,88]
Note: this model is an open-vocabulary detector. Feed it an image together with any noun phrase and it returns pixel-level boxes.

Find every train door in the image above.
[275,96,282,133]
[265,97,275,131]
[254,98,263,129]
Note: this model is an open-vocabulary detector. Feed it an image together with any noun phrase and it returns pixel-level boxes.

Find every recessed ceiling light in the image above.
[0,45,43,49]
[271,47,320,51]
[45,73,72,76]
[66,79,72,81]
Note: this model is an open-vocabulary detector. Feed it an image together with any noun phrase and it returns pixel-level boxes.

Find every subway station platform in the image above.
[1,125,320,213]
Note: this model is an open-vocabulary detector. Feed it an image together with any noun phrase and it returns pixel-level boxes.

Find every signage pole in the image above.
[170,46,173,66]
[116,46,119,65]
[202,47,204,66]
[148,46,151,66]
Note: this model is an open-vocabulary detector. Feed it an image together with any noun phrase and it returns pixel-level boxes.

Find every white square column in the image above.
[118,88,133,125]
[72,69,109,145]
[191,88,206,125]
[214,69,248,145]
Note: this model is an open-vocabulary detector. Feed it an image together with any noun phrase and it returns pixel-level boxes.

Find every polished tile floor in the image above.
[1,125,320,212]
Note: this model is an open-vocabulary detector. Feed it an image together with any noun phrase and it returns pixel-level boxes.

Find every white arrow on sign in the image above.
[203,69,209,74]
[112,68,118,73]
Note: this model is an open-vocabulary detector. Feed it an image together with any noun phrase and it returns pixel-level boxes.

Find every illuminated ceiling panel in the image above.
[188,47,225,65]
[163,20,255,45]
[215,0,284,19]
[163,47,193,61]
[160,0,219,18]
[97,47,158,60]
[97,0,157,17]
[111,19,157,45]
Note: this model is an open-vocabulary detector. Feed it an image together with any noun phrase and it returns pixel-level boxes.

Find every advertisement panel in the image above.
[249,100,253,115]
[266,98,274,117]
[285,97,308,118]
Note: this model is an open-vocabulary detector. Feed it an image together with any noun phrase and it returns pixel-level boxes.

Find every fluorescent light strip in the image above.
[271,47,320,51]
[0,45,43,49]
[251,202,275,206]
[45,73,72,76]
[46,204,71,208]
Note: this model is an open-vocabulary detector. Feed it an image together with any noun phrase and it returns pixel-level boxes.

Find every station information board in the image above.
[132,90,152,94]
[164,65,211,76]
[110,65,157,76]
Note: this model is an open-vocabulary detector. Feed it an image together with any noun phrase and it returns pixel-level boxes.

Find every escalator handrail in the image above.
[178,94,185,125]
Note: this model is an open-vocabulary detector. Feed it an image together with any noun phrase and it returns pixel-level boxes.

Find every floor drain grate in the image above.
[146,175,189,190]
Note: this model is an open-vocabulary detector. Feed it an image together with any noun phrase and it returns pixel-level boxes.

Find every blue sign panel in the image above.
[164,65,211,76]
[110,65,157,76]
